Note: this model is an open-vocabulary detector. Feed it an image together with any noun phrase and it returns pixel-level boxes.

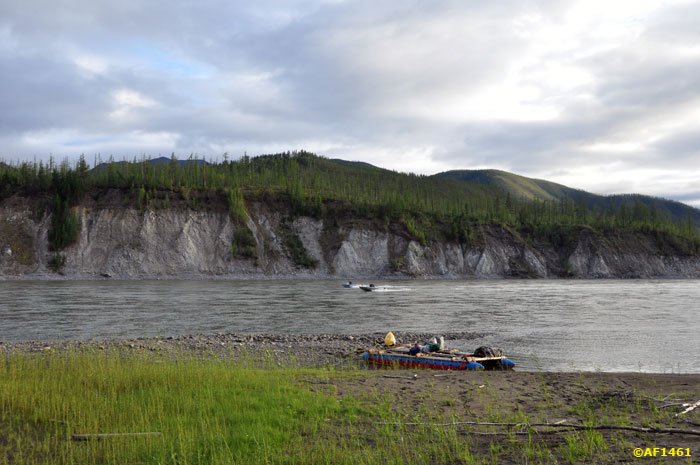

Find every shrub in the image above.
[231,227,257,259]
[48,196,79,251]
[280,223,318,269]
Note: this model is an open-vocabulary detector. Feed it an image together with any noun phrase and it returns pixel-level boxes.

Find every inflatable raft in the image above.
[361,346,515,371]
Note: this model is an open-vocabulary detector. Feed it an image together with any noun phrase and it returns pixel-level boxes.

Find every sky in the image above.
[1,0,700,206]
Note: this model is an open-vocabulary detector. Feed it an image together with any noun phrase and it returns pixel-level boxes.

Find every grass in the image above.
[0,350,479,465]
[0,350,359,464]
[231,226,257,260]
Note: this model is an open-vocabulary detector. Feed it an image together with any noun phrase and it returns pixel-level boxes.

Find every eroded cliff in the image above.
[2,194,699,279]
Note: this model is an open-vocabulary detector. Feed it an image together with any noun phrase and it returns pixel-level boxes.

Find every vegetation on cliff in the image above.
[1,152,699,257]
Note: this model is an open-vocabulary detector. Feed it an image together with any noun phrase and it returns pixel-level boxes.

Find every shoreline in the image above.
[0,331,482,361]
[2,331,699,376]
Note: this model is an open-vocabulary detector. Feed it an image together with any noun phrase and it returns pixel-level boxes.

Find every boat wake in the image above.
[342,282,411,292]
[363,286,411,293]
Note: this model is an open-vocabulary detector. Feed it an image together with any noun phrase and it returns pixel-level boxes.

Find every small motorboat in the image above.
[360,284,378,292]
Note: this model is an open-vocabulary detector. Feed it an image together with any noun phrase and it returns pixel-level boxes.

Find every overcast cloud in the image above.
[1,0,699,205]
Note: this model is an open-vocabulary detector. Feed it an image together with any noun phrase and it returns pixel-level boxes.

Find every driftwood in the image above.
[466,430,569,436]
[640,394,683,403]
[70,432,161,441]
[659,402,689,409]
[642,396,700,413]
[676,399,700,417]
[376,420,700,437]
[637,394,700,416]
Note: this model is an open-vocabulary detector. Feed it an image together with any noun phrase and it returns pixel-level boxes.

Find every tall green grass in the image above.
[4,350,665,464]
[0,350,371,464]
[0,350,481,465]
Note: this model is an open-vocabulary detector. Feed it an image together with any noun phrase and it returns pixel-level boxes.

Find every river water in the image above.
[1,279,698,373]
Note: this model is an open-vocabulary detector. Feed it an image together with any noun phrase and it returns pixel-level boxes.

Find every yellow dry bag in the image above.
[384,332,396,347]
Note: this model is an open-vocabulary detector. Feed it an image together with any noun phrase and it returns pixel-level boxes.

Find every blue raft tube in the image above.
[466,358,515,370]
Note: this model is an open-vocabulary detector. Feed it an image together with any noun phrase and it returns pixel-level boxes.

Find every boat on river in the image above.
[342,282,367,288]
[361,346,515,371]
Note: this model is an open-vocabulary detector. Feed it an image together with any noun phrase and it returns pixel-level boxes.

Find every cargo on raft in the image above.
[361,334,515,371]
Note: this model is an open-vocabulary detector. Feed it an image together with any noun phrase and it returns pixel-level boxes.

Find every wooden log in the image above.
[677,399,700,416]
[71,432,161,441]
[376,420,700,437]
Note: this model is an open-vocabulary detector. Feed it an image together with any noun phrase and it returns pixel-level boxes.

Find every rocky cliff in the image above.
[2,194,699,279]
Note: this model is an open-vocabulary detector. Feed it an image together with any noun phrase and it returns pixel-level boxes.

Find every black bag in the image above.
[473,346,503,357]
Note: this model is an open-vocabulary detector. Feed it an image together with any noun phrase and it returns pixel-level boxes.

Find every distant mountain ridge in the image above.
[434,168,700,227]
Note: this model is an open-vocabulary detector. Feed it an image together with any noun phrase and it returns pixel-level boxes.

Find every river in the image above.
[1,279,698,373]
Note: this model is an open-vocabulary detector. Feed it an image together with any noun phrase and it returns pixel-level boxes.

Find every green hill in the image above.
[435,169,700,227]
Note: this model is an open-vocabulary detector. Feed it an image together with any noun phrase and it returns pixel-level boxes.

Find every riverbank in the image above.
[0,331,487,367]
[2,335,699,463]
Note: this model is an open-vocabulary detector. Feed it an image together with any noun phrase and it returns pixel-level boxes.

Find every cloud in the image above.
[1,0,699,206]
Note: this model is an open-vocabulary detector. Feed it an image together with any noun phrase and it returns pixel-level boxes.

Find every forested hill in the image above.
[434,169,583,201]
[435,169,700,228]
[1,151,699,261]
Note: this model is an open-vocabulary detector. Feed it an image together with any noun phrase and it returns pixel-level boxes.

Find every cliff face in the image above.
[2,195,699,279]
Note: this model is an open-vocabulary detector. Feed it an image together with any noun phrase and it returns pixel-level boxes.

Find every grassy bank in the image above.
[0,350,471,464]
[1,350,699,464]
[0,350,353,464]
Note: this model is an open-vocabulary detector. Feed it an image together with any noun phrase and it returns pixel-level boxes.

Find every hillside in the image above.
[1,151,700,280]
[435,169,700,227]
[433,169,580,201]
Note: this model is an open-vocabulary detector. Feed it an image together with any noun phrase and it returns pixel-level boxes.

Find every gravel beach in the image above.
[0,331,486,367]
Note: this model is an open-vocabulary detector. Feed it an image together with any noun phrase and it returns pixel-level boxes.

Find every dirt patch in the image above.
[323,370,700,464]
[319,219,346,269]
[0,220,36,266]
